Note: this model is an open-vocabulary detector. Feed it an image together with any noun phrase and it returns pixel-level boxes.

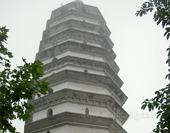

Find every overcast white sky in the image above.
[0,0,169,133]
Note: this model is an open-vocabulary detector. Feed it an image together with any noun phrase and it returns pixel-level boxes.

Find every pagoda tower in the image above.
[24,1,129,133]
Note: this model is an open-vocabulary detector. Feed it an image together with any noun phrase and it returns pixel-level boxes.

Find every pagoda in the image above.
[24,1,129,133]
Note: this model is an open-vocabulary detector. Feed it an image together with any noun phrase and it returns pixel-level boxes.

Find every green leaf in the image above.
[166,32,170,40]
[141,103,147,110]
[162,20,167,28]
[148,103,153,111]
[157,18,162,25]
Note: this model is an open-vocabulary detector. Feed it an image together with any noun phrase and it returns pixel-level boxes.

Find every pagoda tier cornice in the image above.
[29,89,129,126]
[43,18,110,40]
[36,40,119,73]
[42,70,127,106]
[39,28,102,51]
[25,112,127,133]
[39,27,113,52]
[43,56,123,88]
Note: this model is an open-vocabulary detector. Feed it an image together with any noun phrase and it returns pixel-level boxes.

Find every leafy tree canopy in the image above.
[136,0,170,39]
[0,26,50,133]
[136,0,170,132]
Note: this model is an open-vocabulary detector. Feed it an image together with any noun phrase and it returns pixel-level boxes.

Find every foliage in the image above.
[141,47,170,133]
[0,26,50,133]
[136,0,170,40]
[136,0,170,132]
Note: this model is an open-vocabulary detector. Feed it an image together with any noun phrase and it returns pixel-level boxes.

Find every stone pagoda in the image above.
[24,1,129,133]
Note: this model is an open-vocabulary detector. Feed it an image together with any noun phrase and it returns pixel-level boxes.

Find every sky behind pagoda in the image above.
[0,0,169,133]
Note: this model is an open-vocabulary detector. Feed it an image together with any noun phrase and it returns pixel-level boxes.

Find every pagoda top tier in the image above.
[50,1,105,23]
